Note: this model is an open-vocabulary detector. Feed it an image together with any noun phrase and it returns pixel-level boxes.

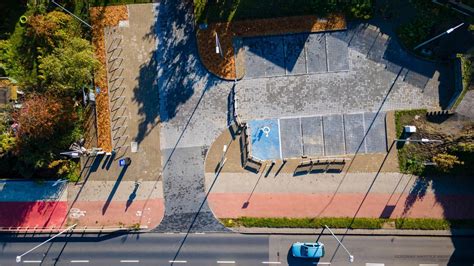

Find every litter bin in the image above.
[118,157,132,167]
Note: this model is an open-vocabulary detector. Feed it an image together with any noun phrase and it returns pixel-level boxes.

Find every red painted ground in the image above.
[0,199,164,229]
[208,193,474,219]
[0,201,68,228]
[68,199,164,228]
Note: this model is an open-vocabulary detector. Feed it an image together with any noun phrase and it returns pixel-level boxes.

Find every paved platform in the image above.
[242,32,350,78]
[235,23,452,121]
[247,112,387,160]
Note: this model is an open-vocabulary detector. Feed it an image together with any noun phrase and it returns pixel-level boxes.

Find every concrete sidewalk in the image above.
[205,172,474,219]
[67,180,164,229]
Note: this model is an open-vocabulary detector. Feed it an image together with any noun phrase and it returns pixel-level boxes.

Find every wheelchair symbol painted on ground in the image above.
[260,126,271,137]
[69,208,86,219]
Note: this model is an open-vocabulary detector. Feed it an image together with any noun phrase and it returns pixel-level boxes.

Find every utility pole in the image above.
[16,224,77,263]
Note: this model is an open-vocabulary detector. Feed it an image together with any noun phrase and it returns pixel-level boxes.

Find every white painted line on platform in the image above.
[217,261,236,264]
[366,264,384,266]
[420,264,439,266]
[195,232,205,234]
[71,260,90,263]
[314,263,331,265]
[120,260,139,263]
[23,261,42,264]
[262,262,281,264]
[169,261,187,263]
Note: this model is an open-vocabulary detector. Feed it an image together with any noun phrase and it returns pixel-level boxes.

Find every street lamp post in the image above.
[50,0,92,28]
[324,225,354,263]
[414,23,464,50]
[395,138,443,144]
[16,224,77,263]
[215,32,223,57]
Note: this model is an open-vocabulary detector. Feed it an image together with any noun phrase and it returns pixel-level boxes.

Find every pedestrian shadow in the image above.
[125,182,140,212]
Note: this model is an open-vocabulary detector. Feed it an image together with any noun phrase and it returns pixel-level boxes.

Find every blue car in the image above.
[291,242,325,258]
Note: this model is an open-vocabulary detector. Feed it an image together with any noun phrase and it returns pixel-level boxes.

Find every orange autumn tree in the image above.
[14,94,73,140]
[12,94,78,177]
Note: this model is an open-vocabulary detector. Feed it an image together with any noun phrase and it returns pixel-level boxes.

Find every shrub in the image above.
[397,14,435,49]
[432,153,463,173]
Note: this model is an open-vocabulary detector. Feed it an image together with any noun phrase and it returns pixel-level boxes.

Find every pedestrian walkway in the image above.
[0,181,67,228]
[0,180,164,230]
[67,181,164,228]
[205,172,474,219]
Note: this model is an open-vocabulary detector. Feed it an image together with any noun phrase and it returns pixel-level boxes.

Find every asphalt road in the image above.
[0,233,473,266]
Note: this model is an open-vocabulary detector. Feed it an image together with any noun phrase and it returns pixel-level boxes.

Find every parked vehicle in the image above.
[291,242,325,259]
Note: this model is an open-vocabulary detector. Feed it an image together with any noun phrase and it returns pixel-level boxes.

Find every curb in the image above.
[0,226,149,235]
[231,227,474,236]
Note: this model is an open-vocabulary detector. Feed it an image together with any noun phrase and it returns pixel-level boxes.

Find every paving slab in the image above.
[284,34,307,75]
[306,33,327,73]
[326,32,349,72]
[349,24,379,55]
[364,112,387,153]
[262,36,286,76]
[248,119,281,160]
[367,33,389,63]
[301,116,324,156]
[280,117,303,158]
[343,113,366,154]
[323,114,345,156]
[244,38,266,78]
[404,70,430,89]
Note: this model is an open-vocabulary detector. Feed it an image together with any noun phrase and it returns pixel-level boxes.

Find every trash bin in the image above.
[118,157,131,167]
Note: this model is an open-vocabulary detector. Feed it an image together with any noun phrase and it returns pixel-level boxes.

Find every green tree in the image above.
[38,37,99,96]
[26,11,81,53]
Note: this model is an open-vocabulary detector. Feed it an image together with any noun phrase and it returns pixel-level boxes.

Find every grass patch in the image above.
[221,217,474,230]
[194,0,373,23]
[394,109,427,137]
[395,109,431,175]
[396,218,474,230]
[221,217,385,229]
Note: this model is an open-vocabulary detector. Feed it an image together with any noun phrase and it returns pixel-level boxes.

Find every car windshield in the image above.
[301,246,309,256]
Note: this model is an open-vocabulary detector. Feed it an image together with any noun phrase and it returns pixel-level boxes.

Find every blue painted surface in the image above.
[0,181,66,202]
[248,119,281,160]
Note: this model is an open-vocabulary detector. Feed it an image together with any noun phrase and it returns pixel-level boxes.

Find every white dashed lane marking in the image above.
[366,264,385,266]
[168,261,187,263]
[217,261,236,264]
[261,262,281,264]
[23,261,42,264]
[70,260,90,263]
[120,260,139,263]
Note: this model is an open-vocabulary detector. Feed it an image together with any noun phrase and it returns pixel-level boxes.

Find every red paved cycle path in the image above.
[208,192,474,219]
